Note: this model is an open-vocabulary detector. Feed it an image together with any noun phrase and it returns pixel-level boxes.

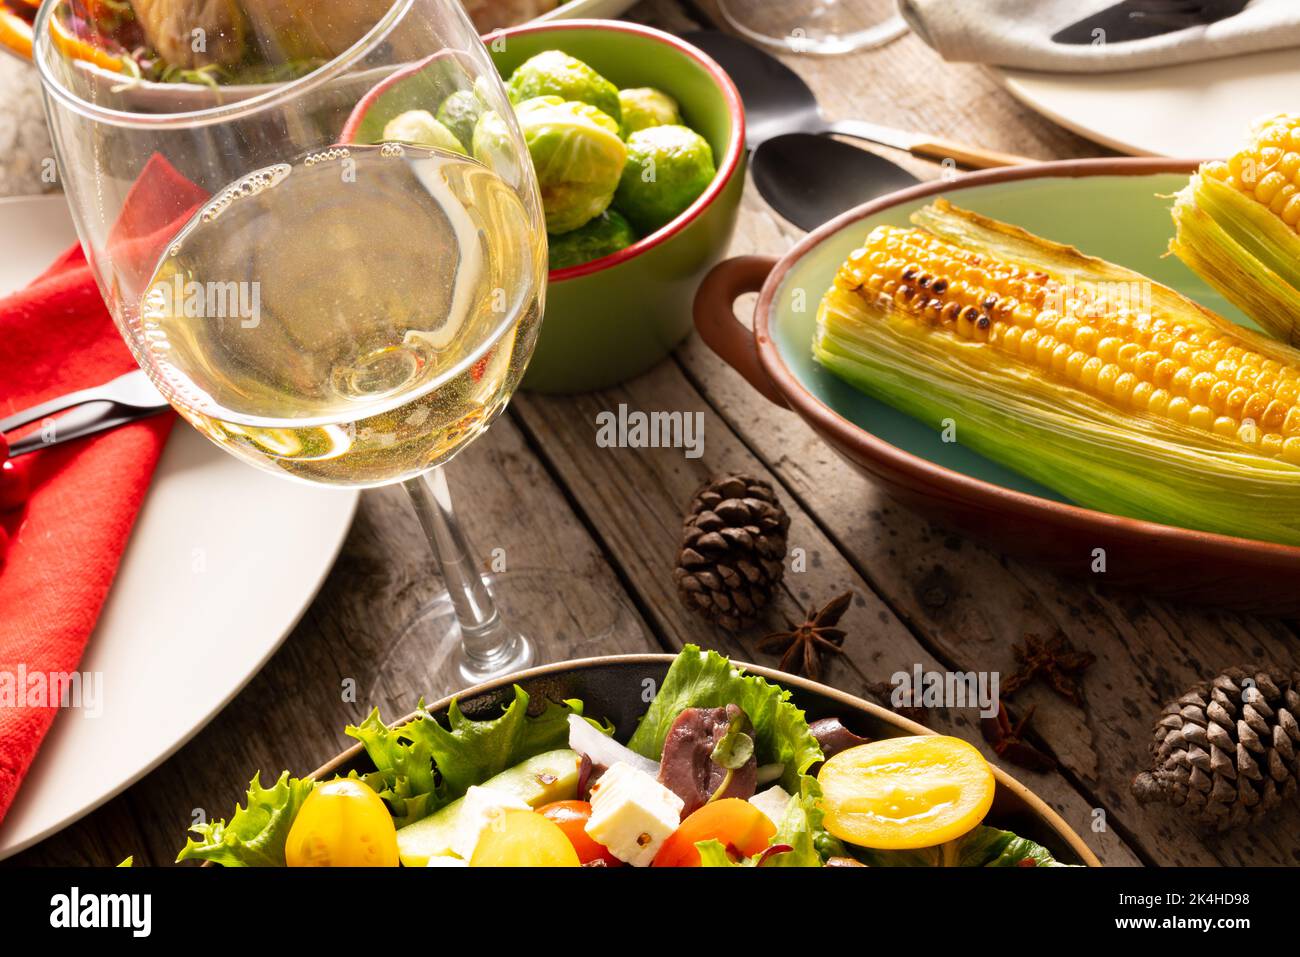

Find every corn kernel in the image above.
[1188,404,1215,430]
[1256,171,1288,205]
[1080,356,1103,389]
[1283,193,1300,226]
[1213,415,1239,438]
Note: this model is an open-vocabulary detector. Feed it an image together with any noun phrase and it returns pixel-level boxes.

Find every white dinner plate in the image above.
[994,48,1300,158]
[0,195,359,860]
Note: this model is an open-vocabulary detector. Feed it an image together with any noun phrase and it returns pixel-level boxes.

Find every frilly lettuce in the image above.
[346,686,583,824]
[176,771,315,867]
[851,824,1074,867]
[627,645,823,792]
[177,686,584,865]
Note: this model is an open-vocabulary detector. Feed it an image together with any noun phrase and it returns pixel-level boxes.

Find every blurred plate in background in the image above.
[995,48,1300,157]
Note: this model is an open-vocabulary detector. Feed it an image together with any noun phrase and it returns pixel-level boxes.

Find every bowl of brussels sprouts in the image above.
[343,19,746,393]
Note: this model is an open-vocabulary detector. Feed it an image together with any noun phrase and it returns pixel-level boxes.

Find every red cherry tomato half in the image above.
[0,525,9,567]
[653,798,777,867]
[0,431,8,461]
[537,800,622,866]
[0,459,30,512]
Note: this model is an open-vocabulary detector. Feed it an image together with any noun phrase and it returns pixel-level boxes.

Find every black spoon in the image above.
[751,132,923,232]
[683,29,1029,169]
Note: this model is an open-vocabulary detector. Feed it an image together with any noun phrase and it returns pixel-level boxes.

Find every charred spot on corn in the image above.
[833,216,1300,464]
[813,199,1300,546]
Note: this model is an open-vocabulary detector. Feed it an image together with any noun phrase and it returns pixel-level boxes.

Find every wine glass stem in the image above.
[403,466,525,676]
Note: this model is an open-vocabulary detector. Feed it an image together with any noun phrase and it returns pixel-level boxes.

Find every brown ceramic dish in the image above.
[305,654,1100,867]
[694,157,1300,614]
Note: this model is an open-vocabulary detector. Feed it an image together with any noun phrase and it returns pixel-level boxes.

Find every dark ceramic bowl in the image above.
[308,654,1100,866]
[694,158,1300,613]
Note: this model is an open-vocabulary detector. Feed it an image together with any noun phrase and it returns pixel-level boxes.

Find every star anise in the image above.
[756,591,852,680]
[980,699,1056,772]
[1002,633,1095,706]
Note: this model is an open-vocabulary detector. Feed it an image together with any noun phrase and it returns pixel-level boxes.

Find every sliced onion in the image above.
[756,763,785,786]
[567,714,660,777]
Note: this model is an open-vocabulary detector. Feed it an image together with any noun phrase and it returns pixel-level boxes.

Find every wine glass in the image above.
[34,0,559,684]
[718,0,908,56]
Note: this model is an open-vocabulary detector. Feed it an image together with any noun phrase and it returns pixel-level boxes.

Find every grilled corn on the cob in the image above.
[814,200,1300,545]
[1170,114,1300,346]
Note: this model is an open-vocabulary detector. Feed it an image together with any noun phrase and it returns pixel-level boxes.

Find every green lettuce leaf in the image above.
[346,686,584,821]
[850,824,1075,867]
[956,825,1075,867]
[628,645,823,791]
[696,839,740,867]
[344,707,442,826]
[176,772,315,867]
[763,776,845,867]
[696,778,845,868]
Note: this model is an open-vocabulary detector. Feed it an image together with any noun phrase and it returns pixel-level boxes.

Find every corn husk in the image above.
[1170,169,1300,345]
[813,200,1300,546]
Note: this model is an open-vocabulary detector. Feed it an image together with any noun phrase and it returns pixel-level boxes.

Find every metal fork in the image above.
[1,369,170,457]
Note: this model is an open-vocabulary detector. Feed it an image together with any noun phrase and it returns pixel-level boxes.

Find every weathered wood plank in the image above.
[654,2,1300,863]
[7,415,659,866]
[511,363,1142,865]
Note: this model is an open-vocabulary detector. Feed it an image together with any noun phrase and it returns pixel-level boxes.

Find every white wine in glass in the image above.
[34,0,621,686]
[138,143,544,487]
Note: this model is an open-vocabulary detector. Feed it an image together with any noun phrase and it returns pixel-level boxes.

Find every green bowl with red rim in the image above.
[343,19,747,394]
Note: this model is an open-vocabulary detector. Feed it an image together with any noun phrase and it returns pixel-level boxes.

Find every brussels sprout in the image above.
[506,50,622,125]
[618,87,681,137]
[381,110,467,155]
[480,95,627,235]
[548,209,638,270]
[436,90,484,151]
[615,124,716,233]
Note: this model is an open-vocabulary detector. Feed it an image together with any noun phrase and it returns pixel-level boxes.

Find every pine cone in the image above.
[1132,666,1300,832]
[674,474,790,631]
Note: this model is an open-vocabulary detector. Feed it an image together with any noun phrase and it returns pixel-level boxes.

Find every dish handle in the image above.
[693,255,788,408]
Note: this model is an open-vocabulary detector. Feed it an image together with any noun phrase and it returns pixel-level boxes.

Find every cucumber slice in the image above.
[396,749,581,866]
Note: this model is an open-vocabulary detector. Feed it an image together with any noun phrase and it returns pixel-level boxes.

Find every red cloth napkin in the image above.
[0,156,206,825]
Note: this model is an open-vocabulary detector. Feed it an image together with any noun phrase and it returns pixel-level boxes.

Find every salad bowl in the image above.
[301,654,1100,867]
[694,158,1300,614]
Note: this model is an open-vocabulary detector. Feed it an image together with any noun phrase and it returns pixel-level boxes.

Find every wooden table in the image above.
[11,0,1300,868]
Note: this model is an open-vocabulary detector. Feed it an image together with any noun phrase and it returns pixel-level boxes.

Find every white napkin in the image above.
[899,0,1300,73]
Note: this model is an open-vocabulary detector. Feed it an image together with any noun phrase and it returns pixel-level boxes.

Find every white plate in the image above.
[995,48,1300,158]
[0,195,359,860]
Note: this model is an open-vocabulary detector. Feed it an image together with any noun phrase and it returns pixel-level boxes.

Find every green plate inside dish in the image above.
[768,173,1255,503]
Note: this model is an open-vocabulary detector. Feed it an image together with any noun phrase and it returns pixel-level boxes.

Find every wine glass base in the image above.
[365,567,645,704]
[718,1,908,56]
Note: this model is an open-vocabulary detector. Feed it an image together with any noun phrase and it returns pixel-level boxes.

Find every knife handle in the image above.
[909,136,1034,170]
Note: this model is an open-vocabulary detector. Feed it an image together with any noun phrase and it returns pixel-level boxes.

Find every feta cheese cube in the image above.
[425,856,469,867]
[748,784,794,827]
[450,786,531,861]
[585,761,685,867]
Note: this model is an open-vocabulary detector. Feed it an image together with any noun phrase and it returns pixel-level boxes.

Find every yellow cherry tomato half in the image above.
[284,779,399,867]
[653,798,777,867]
[470,809,582,867]
[817,735,996,850]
